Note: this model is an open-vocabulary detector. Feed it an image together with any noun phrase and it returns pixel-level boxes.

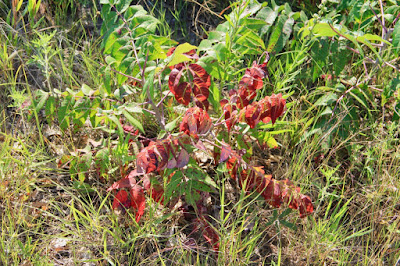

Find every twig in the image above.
[103,64,142,83]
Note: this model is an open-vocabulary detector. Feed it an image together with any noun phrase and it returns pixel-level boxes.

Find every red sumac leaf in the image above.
[243,103,261,129]
[168,63,210,108]
[220,99,238,131]
[107,170,139,191]
[112,190,132,210]
[236,61,268,108]
[172,82,192,106]
[130,185,146,222]
[220,144,232,163]
[259,93,286,124]
[180,107,211,137]
[298,195,314,218]
[226,157,239,179]
[136,145,158,174]
[166,47,176,57]
[176,148,190,168]
[136,141,171,174]
[167,157,177,169]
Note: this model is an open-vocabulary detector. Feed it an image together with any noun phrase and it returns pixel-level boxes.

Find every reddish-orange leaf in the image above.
[180,107,211,137]
[226,157,239,179]
[130,185,146,222]
[260,93,286,124]
[112,190,132,210]
[136,140,171,174]
[298,195,314,218]
[220,143,232,163]
[107,170,138,191]
[172,82,192,106]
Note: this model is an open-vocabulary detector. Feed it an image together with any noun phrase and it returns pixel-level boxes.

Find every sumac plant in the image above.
[99,1,313,252]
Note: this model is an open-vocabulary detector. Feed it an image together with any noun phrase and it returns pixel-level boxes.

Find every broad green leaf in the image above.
[263,133,279,149]
[123,103,143,113]
[312,23,337,37]
[164,171,183,203]
[58,96,72,131]
[167,43,197,67]
[116,0,130,13]
[280,219,297,231]
[256,7,278,36]
[236,30,266,53]
[267,14,287,52]
[165,116,181,132]
[81,84,92,96]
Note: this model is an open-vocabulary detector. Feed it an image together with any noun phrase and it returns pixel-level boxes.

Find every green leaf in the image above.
[279,219,297,231]
[16,0,23,11]
[123,103,143,113]
[312,23,337,37]
[266,14,293,53]
[392,20,400,55]
[314,92,337,106]
[278,208,292,219]
[167,43,197,67]
[144,71,155,100]
[45,96,55,124]
[81,84,92,96]
[164,171,183,203]
[122,109,144,133]
[165,116,180,132]
[362,33,391,45]
[115,0,130,13]
[58,96,72,131]
[107,114,124,139]
[256,7,278,36]
[72,181,95,194]
[265,135,278,149]
[35,91,49,114]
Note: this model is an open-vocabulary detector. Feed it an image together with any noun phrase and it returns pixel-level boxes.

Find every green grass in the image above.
[1,0,400,265]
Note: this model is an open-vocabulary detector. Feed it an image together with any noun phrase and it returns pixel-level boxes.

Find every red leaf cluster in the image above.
[136,135,191,175]
[221,93,286,130]
[168,53,211,109]
[218,58,285,130]
[179,107,212,139]
[220,98,238,131]
[237,61,268,108]
[108,173,146,222]
[239,167,313,218]
[108,170,166,221]
[242,93,286,128]
[136,141,170,174]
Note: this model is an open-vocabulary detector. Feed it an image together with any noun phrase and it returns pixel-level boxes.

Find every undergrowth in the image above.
[1,0,400,265]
